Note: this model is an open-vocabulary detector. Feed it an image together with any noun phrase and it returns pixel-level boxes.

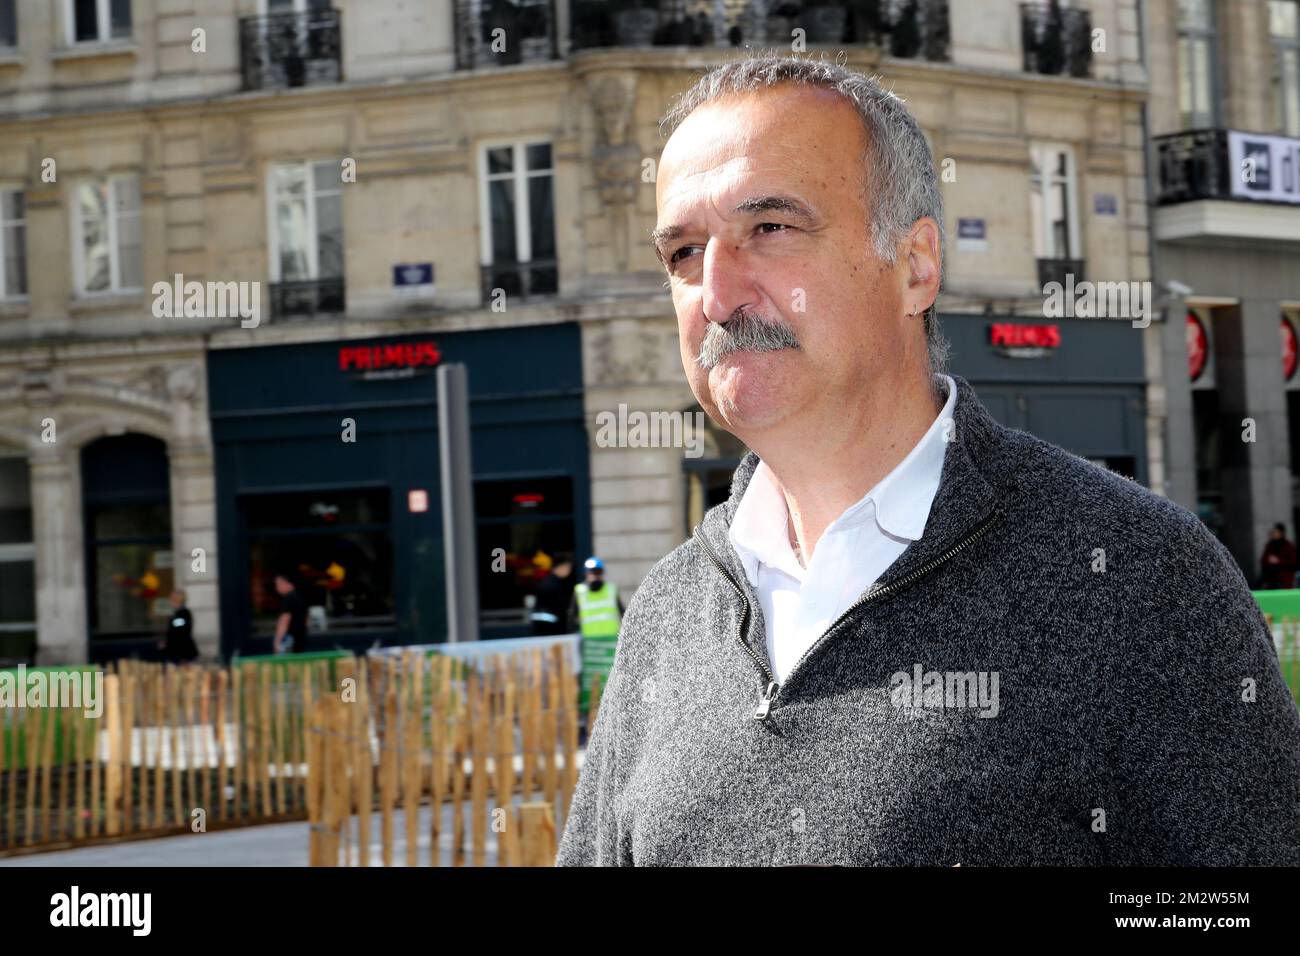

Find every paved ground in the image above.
[0,798,563,866]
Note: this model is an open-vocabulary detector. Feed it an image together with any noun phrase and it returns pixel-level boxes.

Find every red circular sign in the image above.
[1283,316,1298,382]
[1186,312,1207,382]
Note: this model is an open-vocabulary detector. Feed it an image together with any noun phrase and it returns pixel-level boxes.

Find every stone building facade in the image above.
[0,0,1153,663]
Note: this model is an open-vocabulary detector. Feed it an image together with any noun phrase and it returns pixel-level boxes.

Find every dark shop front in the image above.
[945,314,1148,482]
[207,323,590,659]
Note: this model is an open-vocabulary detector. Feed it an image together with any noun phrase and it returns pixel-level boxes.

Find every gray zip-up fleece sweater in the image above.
[556,376,1300,866]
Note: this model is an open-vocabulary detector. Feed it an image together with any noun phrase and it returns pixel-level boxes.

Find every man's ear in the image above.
[904,217,942,313]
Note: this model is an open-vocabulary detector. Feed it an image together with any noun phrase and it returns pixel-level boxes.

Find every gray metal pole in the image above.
[437,362,479,643]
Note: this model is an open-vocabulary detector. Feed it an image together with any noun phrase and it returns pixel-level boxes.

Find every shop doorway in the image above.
[82,434,174,662]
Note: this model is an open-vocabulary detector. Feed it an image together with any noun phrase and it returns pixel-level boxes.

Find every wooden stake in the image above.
[555,643,578,832]
[403,652,422,867]
[60,708,74,841]
[72,703,86,842]
[120,663,135,835]
[518,801,557,867]
[305,699,323,866]
[350,658,371,867]
[168,666,182,826]
[197,669,211,822]
[104,673,122,837]
[380,657,397,867]
[215,669,228,823]
[450,689,465,868]
[470,664,488,867]
[428,654,449,866]
[38,696,56,843]
[4,707,16,847]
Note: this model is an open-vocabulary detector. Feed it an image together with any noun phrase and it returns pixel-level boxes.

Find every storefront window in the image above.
[244,487,395,634]
[474,476,575,630]
[87,502,173,637]
[82,435,174,643]
[0,452,35,663]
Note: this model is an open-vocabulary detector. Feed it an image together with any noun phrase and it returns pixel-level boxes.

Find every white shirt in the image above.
[728,375,957,683]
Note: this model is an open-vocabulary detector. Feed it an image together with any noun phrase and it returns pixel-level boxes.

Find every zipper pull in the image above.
[754,680,779,721]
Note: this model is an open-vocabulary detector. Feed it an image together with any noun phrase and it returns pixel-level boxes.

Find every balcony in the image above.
[1020,1,1092,78]
[1154,129,1235,204]
[453,0,559,70]
[480,260,558,303]
[568,0,950,61]
[270,278,345,319]
[1036,257,1084,290]
[239,9,342,91]
[1153,129,1300,244]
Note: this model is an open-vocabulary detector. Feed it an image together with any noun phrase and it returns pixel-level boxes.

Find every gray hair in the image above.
[659,53,951,377]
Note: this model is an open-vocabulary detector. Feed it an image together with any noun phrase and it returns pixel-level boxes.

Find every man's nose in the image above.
[701,238,757,326]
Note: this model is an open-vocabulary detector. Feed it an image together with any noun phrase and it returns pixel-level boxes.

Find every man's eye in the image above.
[669,225,790,265]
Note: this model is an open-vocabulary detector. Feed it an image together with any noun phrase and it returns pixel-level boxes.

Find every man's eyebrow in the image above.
[650,194,819,260]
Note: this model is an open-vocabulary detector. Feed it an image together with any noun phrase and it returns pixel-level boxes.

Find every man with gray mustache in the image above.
[557,54,1300,866]
[697,307,801,375]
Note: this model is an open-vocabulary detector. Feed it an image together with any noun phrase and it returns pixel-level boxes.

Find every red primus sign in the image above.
[989,323,1061,348]
[338,341,442,372]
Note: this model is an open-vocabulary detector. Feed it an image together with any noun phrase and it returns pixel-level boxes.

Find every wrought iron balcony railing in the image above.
[1036,257,1085,290]
[1020,1,1092,78]
[567,0,949,61]
[1153,129,1232,205]
[480,259,558,303]
[454,0,559,70]
[240,9,342,91]
[270,278,345,319]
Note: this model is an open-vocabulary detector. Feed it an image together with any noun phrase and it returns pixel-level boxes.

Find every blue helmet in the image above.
[584,556,604,572]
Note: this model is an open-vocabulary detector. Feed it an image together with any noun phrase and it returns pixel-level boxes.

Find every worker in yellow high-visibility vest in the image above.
[571,556,624,719]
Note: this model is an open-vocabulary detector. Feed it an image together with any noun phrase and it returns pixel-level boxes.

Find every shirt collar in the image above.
[728,458,803,585]
[868,374,956,541]
[726,375,956,582]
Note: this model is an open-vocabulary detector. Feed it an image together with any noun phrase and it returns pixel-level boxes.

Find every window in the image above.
[474,476,575,631]
[478,140,557,299]
[244,488,395,634]
[1271,0,1300,136]
[81,434,173,642]
[68,0,131,44]
[1029,144,1081,261]
[0,453,35,664]
[0,0,17,48]
[268,161,343,283]
[1176,0,1217,129]
[0,188,25,299]
[73,176,142,295]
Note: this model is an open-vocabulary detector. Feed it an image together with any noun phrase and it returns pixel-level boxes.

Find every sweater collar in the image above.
[697,375,1008,593]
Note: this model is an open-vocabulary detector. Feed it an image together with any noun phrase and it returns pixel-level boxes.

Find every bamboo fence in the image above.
[0,657,334,853]
[0,645,603,864]
[306,643,603,866]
